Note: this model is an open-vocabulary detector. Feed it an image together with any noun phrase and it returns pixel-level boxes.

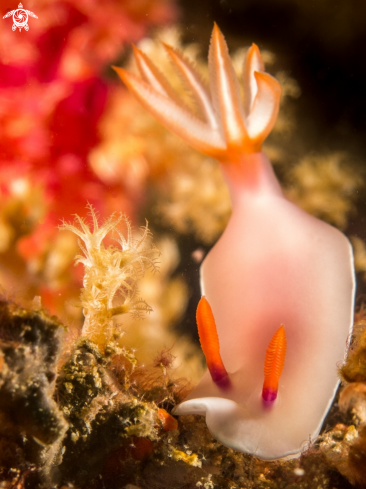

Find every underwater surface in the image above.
[1,0,366,487]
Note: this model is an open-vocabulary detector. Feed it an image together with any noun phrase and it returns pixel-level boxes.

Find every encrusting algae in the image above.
[0,296,68,486]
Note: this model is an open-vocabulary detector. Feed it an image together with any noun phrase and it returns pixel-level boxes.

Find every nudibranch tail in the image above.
[262,325,287,403]
[196,296,230,388]
[114,24,281,162]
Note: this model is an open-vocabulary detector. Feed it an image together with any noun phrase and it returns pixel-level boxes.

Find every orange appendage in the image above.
[262,325,287,403]
[158,408,178,432]
[197,296,230,388]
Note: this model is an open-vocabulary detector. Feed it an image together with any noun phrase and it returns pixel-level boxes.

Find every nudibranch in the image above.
[114,25,355,460]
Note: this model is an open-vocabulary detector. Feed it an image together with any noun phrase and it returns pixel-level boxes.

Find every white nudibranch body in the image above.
[116,24,355,460]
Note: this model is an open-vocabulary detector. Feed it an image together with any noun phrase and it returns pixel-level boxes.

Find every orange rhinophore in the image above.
[262,325,287,403]
[196,296,230,388]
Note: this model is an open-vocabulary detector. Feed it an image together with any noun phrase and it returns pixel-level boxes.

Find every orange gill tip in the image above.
[196,296,230,389]
[243,43,264,116]
[262,324,287,404]
[112,65,129,84]
[245,70,281,146]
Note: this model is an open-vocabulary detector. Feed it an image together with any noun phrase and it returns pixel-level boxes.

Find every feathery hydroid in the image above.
[60,205,159,349]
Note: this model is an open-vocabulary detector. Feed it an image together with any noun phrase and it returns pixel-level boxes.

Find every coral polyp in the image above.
[60,205,160,349]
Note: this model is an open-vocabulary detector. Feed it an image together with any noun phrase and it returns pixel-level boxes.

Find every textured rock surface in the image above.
[0,297,68,486]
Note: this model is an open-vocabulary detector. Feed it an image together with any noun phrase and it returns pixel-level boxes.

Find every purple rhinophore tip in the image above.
[215,374,231,390]
[210,367,231,390]
[262,388,277,403]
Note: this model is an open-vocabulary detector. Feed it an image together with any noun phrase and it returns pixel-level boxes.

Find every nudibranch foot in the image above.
[196,296,230,389]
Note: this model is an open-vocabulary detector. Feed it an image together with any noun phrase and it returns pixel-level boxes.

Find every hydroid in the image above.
[60,204,159,349]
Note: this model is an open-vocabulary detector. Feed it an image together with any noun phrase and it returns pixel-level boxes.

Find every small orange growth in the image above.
[196,296,229,387]
[158,408,178,432]
[262,325,287,403]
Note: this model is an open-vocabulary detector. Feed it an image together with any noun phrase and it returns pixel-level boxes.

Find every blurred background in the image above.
[1,0,366,380]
